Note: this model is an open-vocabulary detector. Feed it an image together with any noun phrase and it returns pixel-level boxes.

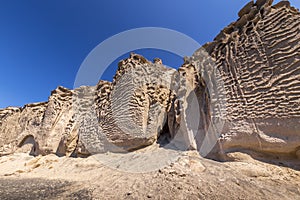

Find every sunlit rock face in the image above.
[0,86,73,156]
[1,0,300,163]
[76,53,177,154]
[202,0,300,159]
[0,53,178,156]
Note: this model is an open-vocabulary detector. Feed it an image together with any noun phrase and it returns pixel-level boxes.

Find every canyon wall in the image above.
[0,0,299,162]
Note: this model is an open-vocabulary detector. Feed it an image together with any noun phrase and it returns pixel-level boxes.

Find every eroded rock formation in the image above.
[202,0,300,160]
[0,53,178,156]
[0,87,73,156]
[77,53,177,154]
[0,0,300,165]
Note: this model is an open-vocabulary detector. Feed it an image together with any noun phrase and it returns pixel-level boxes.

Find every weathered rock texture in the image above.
[201,0,300,160]
[0,53,177,157]
[0,86,73,156]
[77,53,177,154]
[1,0,300,166]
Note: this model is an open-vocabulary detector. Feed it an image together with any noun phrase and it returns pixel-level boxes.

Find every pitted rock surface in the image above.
[201,0,300,159]
[0,1,300,166]
[77,53,177,153]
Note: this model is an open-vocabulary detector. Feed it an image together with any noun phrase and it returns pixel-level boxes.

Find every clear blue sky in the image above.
[0,0,299,108]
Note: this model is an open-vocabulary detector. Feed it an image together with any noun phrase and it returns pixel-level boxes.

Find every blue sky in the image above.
[0,0,299,108]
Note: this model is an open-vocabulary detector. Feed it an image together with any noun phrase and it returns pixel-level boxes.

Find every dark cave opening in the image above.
[156,118,172,147]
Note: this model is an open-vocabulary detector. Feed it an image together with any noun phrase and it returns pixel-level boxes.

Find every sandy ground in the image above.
[0,150,300,200]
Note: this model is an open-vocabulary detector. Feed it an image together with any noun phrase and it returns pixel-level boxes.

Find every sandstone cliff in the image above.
[202,0,300,160]
[0,0,300,166]
[1,1,300,199]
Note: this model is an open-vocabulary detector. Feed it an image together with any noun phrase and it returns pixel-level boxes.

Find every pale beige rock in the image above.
[1,1,300,169]
[0,1,300,199]
[201,0,300,160]
[0,87,74,156]
[78,53,177,153]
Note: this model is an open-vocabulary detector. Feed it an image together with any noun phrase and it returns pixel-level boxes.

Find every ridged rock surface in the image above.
[201,0,300,159]
[77,53,177,153]
[0,0,300,165]
[0,86,73,156]
[0,53,177,156]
